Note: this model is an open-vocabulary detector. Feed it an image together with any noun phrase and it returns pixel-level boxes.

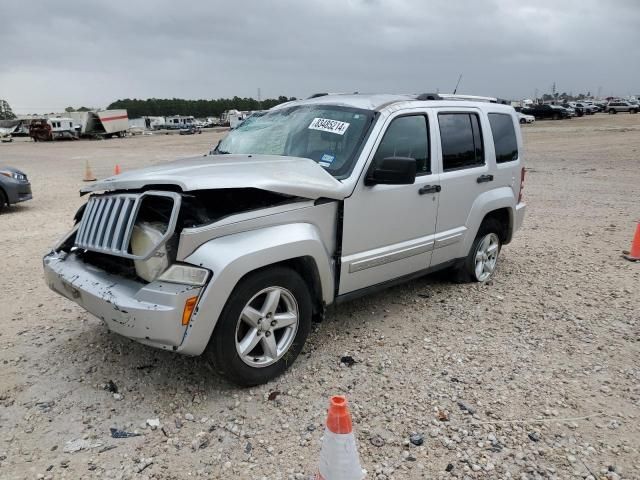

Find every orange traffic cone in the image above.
[114,164,122,175]
[83,160,96,182]
[316,396,365,480]
[623,222,640,262]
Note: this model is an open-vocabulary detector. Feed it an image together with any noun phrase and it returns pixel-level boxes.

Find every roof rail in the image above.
[308,93,329,99]
[438,94,510,104]
[415,93,442,100]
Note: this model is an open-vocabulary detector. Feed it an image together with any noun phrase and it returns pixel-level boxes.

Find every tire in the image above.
[630,109,637,114]
[454,219,503,283]
[609,109,617,114]
[519,118,526,124]
[205,266,312,386]
[0,189,6,214]
[553,113,561,120]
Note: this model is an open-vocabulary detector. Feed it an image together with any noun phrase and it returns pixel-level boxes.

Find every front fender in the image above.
[176,223,334,356]
[462,187,516,253]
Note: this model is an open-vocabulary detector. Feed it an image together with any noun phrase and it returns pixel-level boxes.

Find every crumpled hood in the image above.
[80,154,348,200]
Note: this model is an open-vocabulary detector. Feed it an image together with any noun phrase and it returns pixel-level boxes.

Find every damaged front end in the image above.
[43,187,303,351]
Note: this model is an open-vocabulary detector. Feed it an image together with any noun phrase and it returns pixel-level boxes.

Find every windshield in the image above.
[215,105,375,178]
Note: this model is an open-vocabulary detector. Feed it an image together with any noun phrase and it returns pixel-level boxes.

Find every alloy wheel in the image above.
[474,233,500,281]
[235,286,299,368]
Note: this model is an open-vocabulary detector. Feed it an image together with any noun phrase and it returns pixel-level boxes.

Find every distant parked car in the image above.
[521,104,571,120]
[517,112,535,124]
[179,126,202,135]
[0,166,32,213]
[607,101,638,114]
[0,128,13,142]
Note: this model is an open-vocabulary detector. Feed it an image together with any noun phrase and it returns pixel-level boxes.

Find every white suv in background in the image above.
[44,93,526,385]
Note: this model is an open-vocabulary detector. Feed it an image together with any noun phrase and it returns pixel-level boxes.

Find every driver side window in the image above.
[373,115,430,175]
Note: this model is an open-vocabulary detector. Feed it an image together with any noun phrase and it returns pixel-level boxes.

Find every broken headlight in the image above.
[130,222,170,282]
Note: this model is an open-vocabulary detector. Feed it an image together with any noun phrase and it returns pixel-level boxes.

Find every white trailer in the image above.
[164,116,195,129]
[97,110,129,136]
[48,117,77,139]
[66,110,129,138]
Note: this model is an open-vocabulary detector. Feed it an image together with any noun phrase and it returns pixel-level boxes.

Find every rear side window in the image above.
[438,113,484,171]
[488,113,519,163]
[374,115,430,175]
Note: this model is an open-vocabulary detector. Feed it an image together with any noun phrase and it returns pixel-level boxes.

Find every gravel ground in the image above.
[0,115,638,480]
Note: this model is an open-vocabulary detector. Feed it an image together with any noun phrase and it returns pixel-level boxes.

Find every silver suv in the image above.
[606,101,639,114]
[44,93,526,385]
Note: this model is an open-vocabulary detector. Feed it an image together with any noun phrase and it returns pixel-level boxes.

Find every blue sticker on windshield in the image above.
[319,153,335,167]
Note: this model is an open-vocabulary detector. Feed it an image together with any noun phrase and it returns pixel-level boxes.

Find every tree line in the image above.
[106,96,297,118]
[0,99,16,120]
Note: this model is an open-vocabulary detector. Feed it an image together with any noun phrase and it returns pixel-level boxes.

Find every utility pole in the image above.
[257,88,261,110]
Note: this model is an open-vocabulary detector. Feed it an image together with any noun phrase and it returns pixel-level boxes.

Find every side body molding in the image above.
[177,223,335,356]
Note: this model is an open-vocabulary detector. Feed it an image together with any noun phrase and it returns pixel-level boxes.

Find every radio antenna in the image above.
[453,74,463,94]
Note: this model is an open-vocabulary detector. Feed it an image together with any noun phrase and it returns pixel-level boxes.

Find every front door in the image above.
[339,112,440,295]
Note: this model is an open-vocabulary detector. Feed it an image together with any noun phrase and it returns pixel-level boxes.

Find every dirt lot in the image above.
[0,115,638,480]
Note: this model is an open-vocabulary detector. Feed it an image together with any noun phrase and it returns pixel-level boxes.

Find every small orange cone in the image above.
[83,160,96,182]
[623,222,640,261]
[114,164,122,175]
[316,396,365,480]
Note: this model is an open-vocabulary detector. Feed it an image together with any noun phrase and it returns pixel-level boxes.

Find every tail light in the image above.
[518,167,526,203]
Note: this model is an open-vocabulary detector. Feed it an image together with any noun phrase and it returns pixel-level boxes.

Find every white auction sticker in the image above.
[308,118,350,135]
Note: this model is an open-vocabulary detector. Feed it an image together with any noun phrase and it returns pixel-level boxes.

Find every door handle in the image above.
[477,174,494,183]
[418,184,441,195]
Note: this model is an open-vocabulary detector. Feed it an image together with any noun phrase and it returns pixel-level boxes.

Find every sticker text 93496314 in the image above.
[308,118,350,135]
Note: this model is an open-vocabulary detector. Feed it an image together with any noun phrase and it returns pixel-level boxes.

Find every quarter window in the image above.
[488,113,519,163]
[373,115,430,175]
[438,113,484,171]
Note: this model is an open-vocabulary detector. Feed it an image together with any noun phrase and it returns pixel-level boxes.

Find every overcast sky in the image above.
[2,0,639,113]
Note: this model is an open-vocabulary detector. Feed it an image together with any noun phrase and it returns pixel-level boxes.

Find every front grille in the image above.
[74,191,181,260]
[76,194,138,256]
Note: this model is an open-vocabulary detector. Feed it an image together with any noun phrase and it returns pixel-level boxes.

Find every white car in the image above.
[517,112,535,124]
[0,127,13,143]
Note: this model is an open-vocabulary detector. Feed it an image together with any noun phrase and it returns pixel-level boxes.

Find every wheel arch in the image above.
[463,187,516,255]
[177,223,334,356]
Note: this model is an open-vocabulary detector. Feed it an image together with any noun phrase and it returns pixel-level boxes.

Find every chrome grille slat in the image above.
[74,191,182,260]
[102,197,123,251]
[112,198,134,251]
[94,198,114,248]
[87,199,106,245]
[77,199,97,245]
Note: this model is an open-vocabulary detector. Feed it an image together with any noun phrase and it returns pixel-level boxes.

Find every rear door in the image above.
[339,110,440,295]
[431,108,494,266]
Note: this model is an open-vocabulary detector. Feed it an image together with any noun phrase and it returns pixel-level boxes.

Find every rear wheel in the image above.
[630,109,638,114]
[205,266,312,386]
[455,219,503,283]
[519,118,526,124]
[553,113,561,120]
[609,109,617,114]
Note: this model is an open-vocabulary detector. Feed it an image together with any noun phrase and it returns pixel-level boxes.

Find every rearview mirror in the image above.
[365,157,417,186]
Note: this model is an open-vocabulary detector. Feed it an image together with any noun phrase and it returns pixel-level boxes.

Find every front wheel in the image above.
[455,219,503,283]
[205,267,312,386]
[0,189,6,214]
[630,109,638,114]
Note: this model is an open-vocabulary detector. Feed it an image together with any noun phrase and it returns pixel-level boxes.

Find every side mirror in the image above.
[365,157,417,186]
